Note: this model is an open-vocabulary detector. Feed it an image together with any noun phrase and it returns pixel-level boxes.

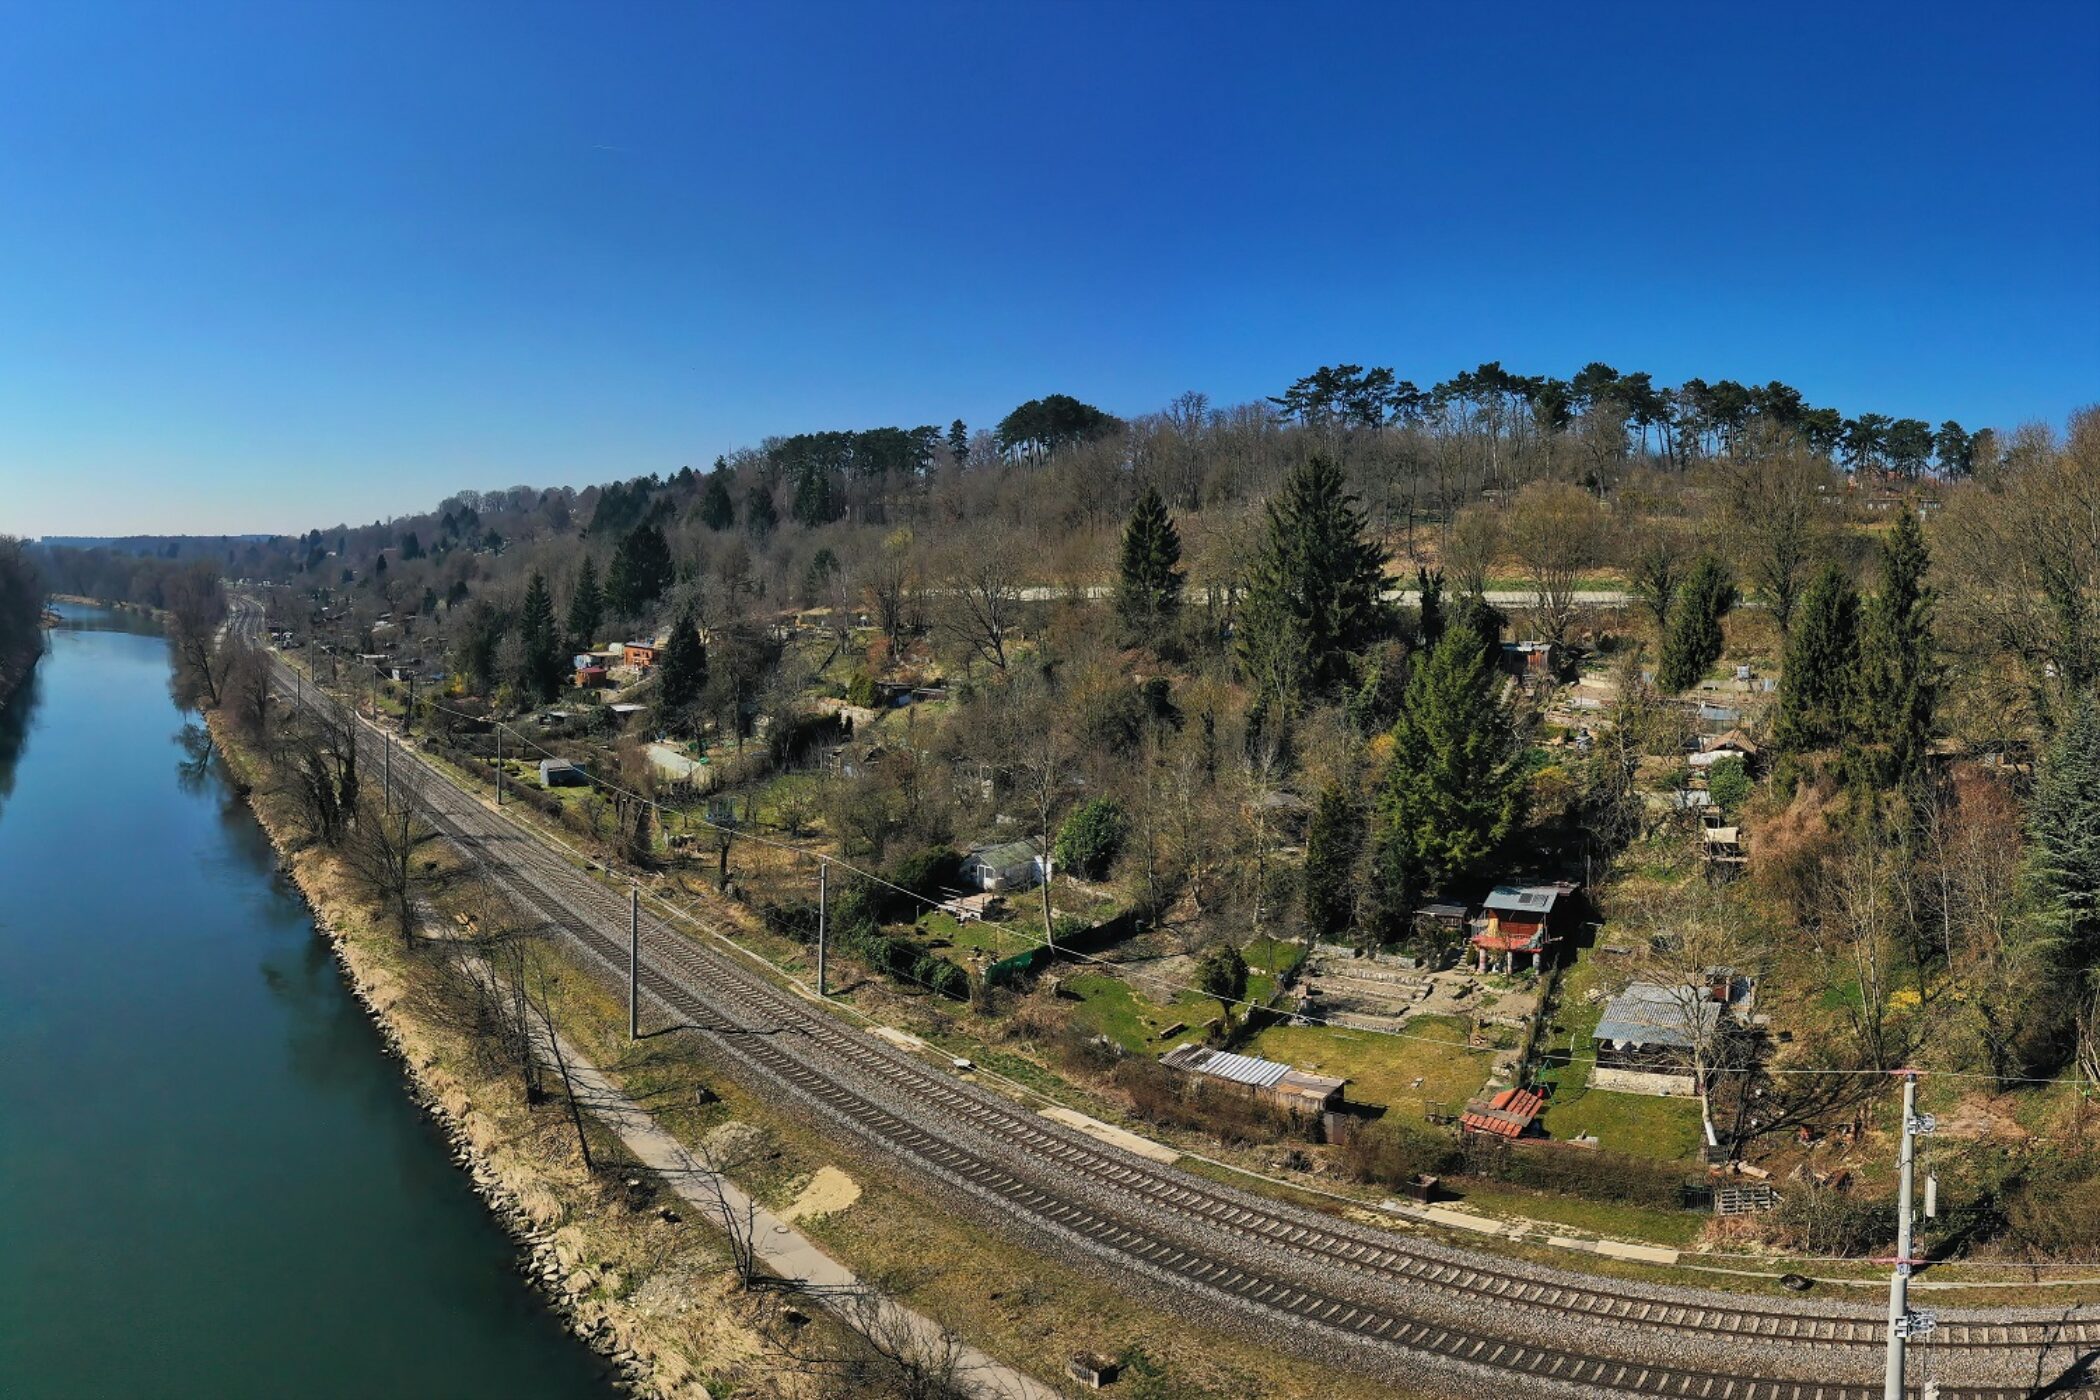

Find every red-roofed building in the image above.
[1469,881,1579,973]
[1459,1086,1545,1139]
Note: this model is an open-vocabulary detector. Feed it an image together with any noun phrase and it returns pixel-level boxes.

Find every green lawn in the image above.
[1535,958,1707,1163]
[1065,972,1221,1056]
[1242,1015,1492,1123]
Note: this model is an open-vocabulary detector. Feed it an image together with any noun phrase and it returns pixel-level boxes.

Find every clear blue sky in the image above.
[2,1,2095,536]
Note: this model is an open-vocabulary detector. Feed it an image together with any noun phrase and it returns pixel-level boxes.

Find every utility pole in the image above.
[383,735,392,814]
[816,858,828,997]
[405,671,415,737]
[1884,1069,1936,1399]
[628,885,640,1040]
[496,724,504,805]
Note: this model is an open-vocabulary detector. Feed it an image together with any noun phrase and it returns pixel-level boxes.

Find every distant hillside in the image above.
[36,534,281,556]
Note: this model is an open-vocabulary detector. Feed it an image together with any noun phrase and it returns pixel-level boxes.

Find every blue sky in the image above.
[1,1,2095,536]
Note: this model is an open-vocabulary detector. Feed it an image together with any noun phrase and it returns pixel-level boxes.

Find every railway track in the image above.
[234,599,2099,1397]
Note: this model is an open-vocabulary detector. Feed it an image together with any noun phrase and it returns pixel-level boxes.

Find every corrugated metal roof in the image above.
[1163,1045,1291,1089]
[969,839,1040,868]
[1594,982,1721,1050]
[1483,884,1561,913]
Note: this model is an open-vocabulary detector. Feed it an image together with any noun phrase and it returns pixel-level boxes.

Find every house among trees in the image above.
[1591,973,1753,1096]
[538,758,588,788]
[621,640,661,669]
[1688,728,1759,770]
[1469,881,1578,973]
[960,837,1045,892]
[1159,1044,1346,1115]
[1498,640,1563,683]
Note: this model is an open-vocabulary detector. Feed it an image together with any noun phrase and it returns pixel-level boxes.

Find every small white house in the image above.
[960,838,1045,893]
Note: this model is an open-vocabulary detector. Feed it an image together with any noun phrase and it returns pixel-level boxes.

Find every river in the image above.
[0,604,613,1399]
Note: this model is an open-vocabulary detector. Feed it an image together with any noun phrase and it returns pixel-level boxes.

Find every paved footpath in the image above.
[534,1019,1060,1400]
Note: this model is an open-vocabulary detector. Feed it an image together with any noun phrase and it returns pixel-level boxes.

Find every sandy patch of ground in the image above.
[779,1166,861,1223]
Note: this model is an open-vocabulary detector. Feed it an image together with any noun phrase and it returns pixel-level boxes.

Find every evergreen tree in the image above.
[1303,781,1365,939]
[565,555,603,648]
[658,609,710,731]
[515,571,565,702]
[1113,485,1185,642]
[1656,554,1736,692]
[1772,563,1859,752]
[1196,943,1248,1019]
[1851,509,1935,782]
[605,521,673,617]
[1374,628,1525,899]
[1416,566,1445,648]
[699,468,736,531]
[744,484,778,541]
[400,531,423,560]
[2032,699,2100,971]
[947,418,969,464]
[1237,455,1388,707]
[791,465,839,527]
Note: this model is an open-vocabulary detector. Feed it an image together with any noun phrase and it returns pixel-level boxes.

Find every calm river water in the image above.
[0,604,612,1398]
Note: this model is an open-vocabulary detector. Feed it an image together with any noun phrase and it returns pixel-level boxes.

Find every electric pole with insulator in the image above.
[1884,1069,1936,1399]
[816,858,828,998]
[628,885,640,1040]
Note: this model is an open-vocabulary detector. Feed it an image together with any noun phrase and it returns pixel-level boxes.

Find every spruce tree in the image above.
[1375,628,1525,898]
[1851,509,1935,782]
[1303,781,1365,939]
[566,555,603,649]
[1113,485,1185,643]
[699,469,736,531]
[658,610,710,733]
[1772,562,1859,752]
[2032,699,2100,970]
[947,418,969,464]
[605,521,673,617]
[515,571,564,702]
[1416,566,1445,648]
[1656,554,1736,693]
[791,465,838,527]
[744,484,778,541]
[1237,455,1388,707]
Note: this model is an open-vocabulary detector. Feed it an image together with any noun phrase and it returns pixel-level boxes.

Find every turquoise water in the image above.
[0,605,612,1399]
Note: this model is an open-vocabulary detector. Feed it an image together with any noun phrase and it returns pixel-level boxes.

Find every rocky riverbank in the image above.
[202,709,778,1400]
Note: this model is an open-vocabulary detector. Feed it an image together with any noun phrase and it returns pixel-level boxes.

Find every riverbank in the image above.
[202,708,782,1399]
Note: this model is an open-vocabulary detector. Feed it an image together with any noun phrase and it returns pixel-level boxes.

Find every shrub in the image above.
[883,845,961,913]
[845,670,879,709]
[1340,1119,1464,1187]
[1707,754,1752,815]
[1054,797,1128,879]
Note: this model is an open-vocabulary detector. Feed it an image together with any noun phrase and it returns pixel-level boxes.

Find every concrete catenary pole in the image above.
[495,724,504,806]
[1884,1070,1921,1399]
[628,885,640,1040]
[816,858,828,998]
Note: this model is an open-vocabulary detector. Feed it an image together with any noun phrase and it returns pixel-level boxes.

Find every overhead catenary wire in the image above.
[306,637,2100,1088]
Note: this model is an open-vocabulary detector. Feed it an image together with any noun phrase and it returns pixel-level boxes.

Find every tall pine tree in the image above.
[1374,628,1524,901]
[515,571,565,702]
[1772,562,1859,752]
[605,521,673,617]
[791,465,839,527]
[657,610,710,735]
[2032,698,2100,973]
[699,468,736,532]
[1851,509,1935,782]
[1237,455,1388,707]
[1656,554,1736,692]
[1113,485,1185,643]
[1303,780,1365,939]
[566,555,604,649]
[744,484,778,541]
